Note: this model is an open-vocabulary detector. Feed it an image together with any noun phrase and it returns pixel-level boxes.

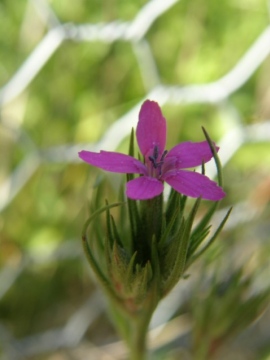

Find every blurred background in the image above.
[0,0,270,359]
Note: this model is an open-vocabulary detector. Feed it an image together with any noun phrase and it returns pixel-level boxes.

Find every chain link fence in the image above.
[1,0,270,359]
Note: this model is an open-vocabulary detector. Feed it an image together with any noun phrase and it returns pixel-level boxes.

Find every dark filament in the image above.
[148,145,168,170]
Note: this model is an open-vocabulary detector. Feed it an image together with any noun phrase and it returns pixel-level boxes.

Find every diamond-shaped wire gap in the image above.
[0,120,40,212]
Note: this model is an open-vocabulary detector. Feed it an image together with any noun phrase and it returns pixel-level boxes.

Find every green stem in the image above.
[129,306,156,360]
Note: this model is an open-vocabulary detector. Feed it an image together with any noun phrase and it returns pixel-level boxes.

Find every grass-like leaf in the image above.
[187,207,232,268]
[162,197,201,296]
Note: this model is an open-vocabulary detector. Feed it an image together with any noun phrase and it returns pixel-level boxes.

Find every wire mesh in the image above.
[0,0,270,359]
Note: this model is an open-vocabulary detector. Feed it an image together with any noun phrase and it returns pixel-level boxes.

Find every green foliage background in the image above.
[0,0,270,358]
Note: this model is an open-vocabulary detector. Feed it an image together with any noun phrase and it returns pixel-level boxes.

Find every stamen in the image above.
[148,147,168,172]
[148,155,158,168]
[160,150,168,162]
[148,145,159,168]
[153,145,159,160]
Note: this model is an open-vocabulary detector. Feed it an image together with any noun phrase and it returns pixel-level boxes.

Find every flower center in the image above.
[148,145,167,177]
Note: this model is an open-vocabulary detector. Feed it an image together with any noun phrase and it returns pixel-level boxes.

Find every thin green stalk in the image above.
[129,301,157,360]
[129,242,161,360]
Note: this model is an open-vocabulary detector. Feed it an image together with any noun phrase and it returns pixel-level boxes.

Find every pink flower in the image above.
[79,100,225,201]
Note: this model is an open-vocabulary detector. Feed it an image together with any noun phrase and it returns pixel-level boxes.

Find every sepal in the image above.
[108,241,153,311]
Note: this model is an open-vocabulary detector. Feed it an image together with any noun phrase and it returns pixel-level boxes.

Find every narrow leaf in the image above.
[191,201,218,240]
[187,207,232,268]
[159,206,180,248]
[163,198,201,295]
[106,200,114,248]
[81,202,123,304]
[188,225,212,258]
[111,215,122,247]
[202,127,223,187]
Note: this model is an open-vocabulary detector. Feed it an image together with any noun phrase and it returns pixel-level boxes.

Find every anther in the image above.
[148,147,168,170]
[160,150,168,162]
[148,145,159,168]
[149,155,158,168]
[153,145,159,160]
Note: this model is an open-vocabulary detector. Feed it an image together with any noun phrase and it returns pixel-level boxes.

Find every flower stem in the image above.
[129,305,156,360]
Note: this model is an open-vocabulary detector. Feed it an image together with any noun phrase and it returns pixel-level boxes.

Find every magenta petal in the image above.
[136,100,167,157]
[126,176,164,200]
[79,150,146,174]
[164,170,226,201]
[166,141,219,169]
